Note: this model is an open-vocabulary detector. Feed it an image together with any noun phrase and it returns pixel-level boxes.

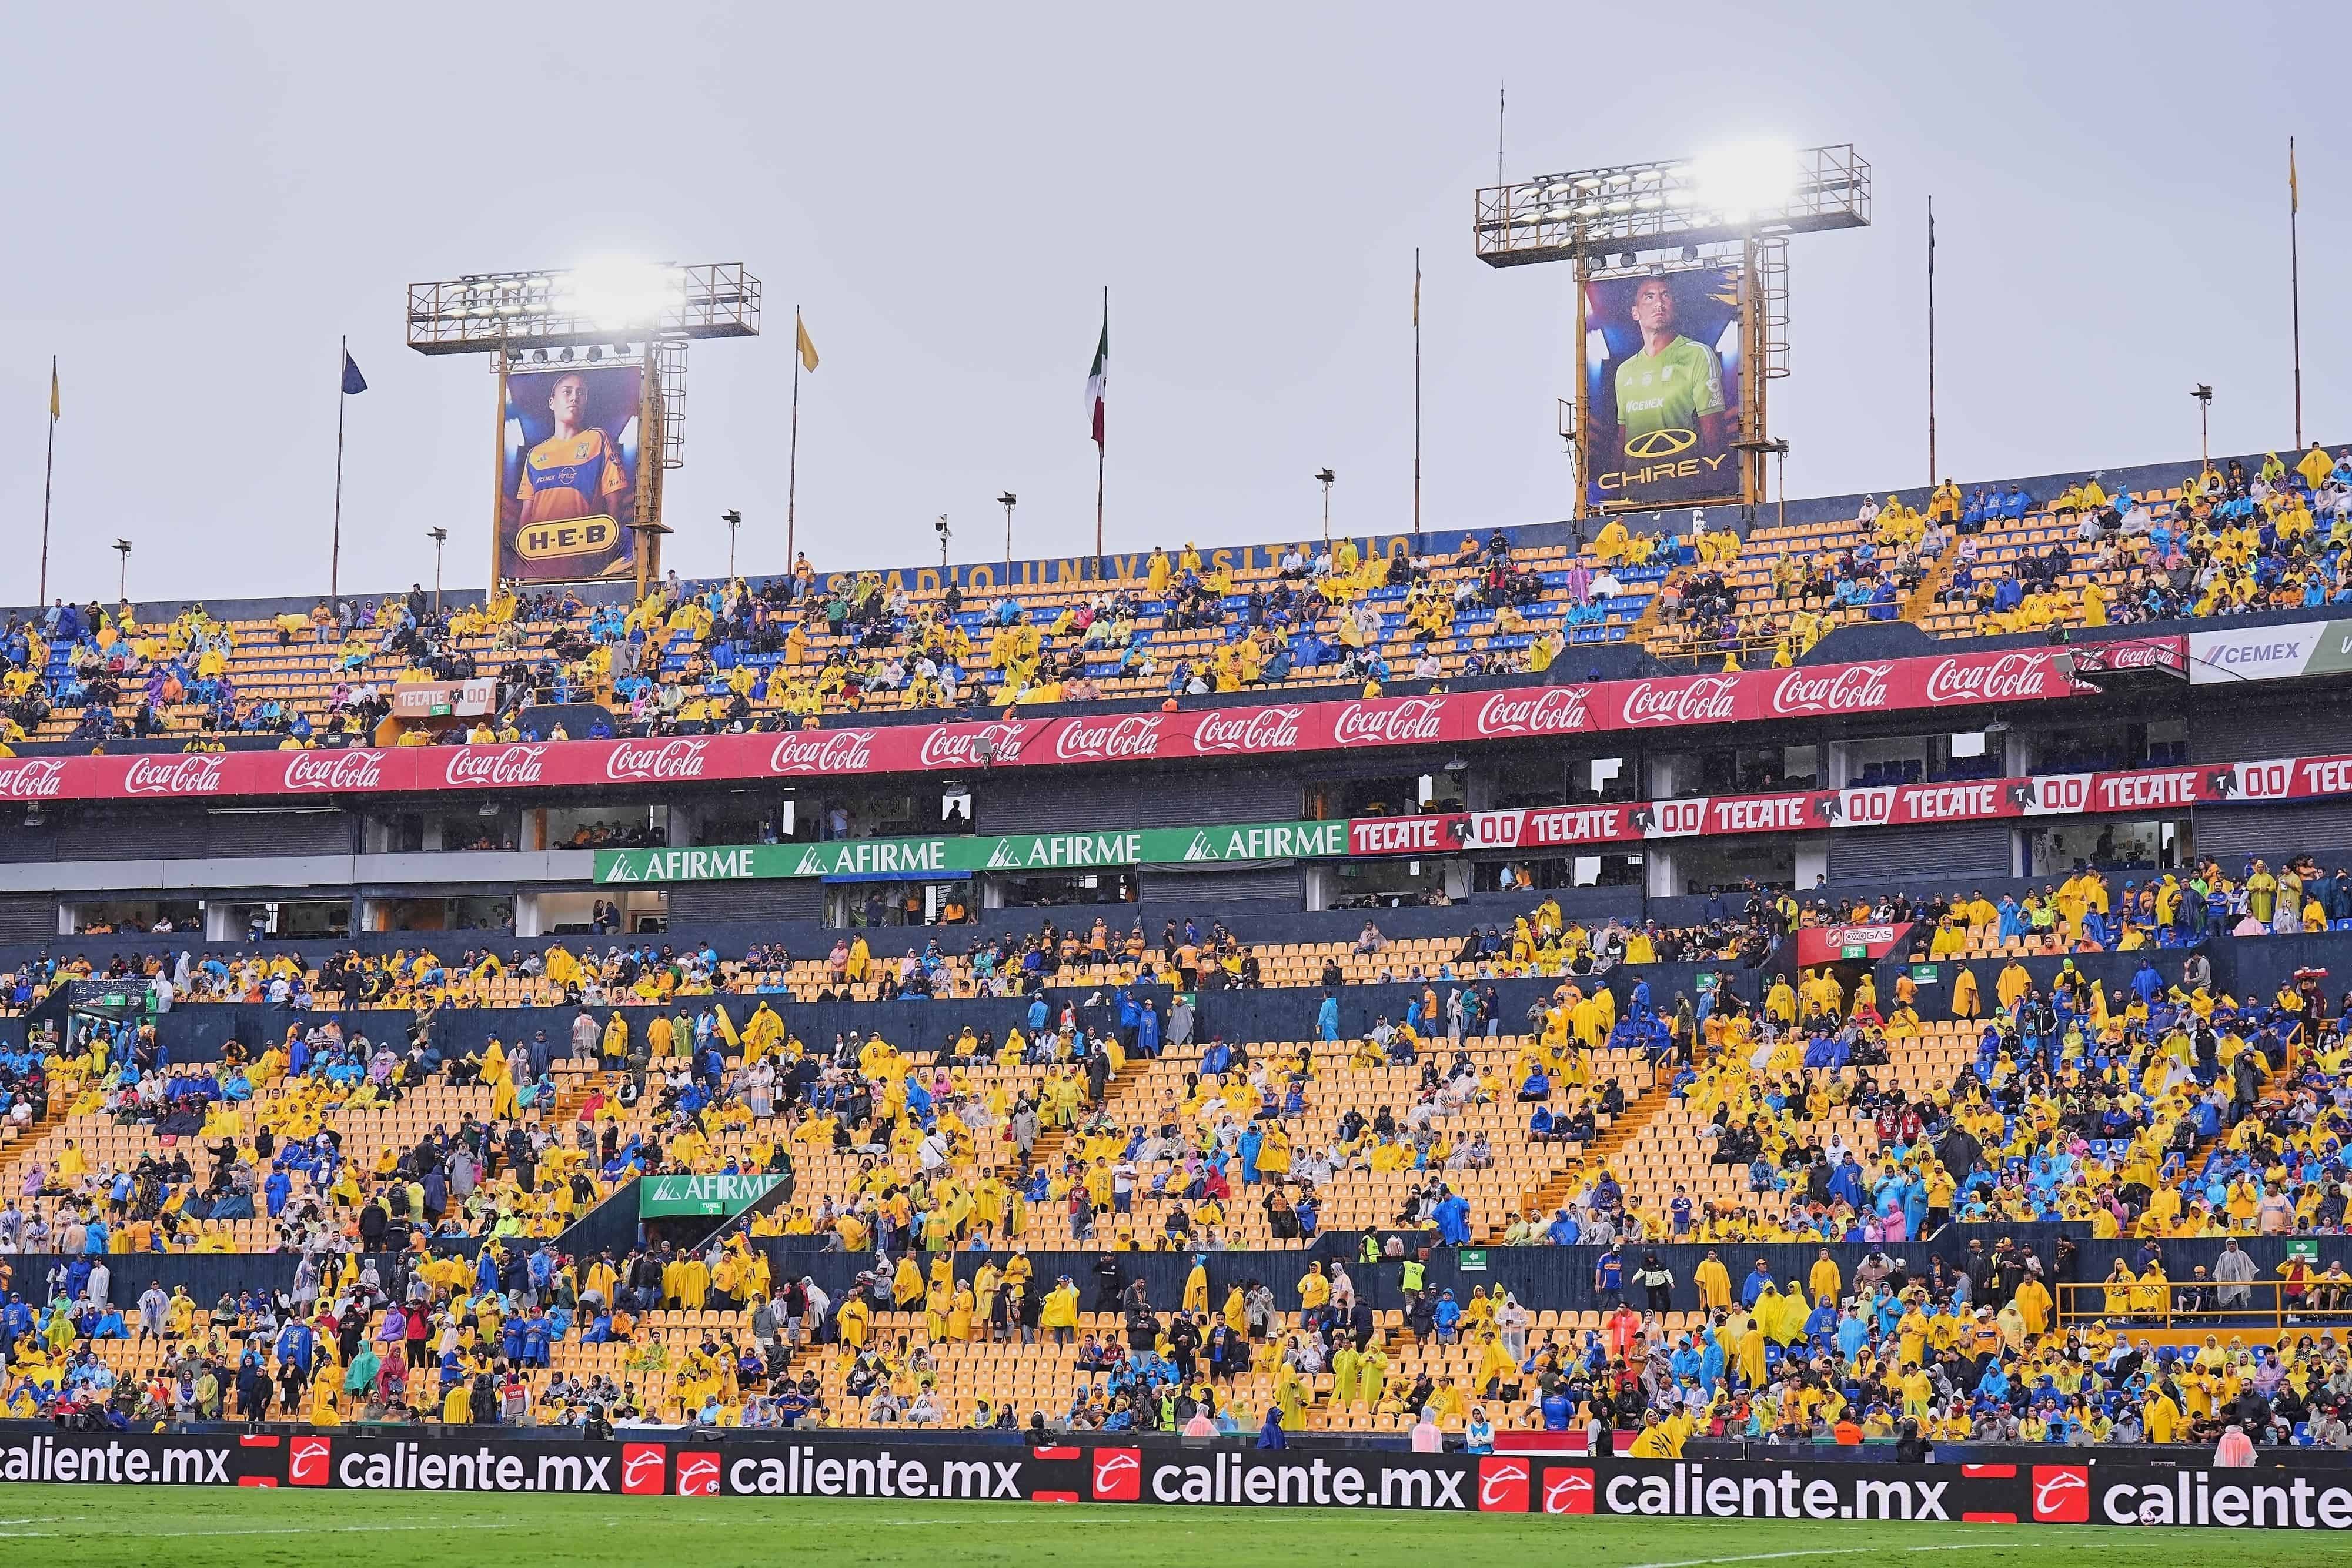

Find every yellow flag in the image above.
[795,313,818,373]
[2290,137,2300,214]
[48,359,59,421]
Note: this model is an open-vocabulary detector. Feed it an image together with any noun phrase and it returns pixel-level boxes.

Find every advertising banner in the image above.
[2189,619,2352,684]
[639,1173,786,1218]
[499,362,646,583]
[1794,922,1916,966]
[1583,265,1744,510]
[2064,637,2186,680]
[3,1429,2348,1529]
[593,820,1348,885]
[0,648,2098,808]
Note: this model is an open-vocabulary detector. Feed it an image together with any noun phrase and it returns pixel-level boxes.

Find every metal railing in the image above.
[2057,1276,2351,1332]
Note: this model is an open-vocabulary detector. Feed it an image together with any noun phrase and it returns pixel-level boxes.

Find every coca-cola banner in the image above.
[0,648,2124,808]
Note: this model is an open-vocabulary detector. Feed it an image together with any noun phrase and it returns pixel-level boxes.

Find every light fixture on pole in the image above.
[1315,468,1335,543]
[721,509,742,579]
[933,514,951,571]
[426,527,449,614]
[1733,436,1792,530]
[997,492,1017,574]
[2191,385,2213,465]
[112,539,131,603]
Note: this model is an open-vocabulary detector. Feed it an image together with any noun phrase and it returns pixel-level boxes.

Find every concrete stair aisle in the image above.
[1626,563,1690,657]
[1023,1057,1153,1172]
[0,1101,72,1189]
[1491,1074,1678,1241]
[1901,545,1960,623]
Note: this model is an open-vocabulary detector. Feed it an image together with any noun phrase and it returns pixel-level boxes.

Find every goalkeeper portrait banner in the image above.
[1581,265,1745,511]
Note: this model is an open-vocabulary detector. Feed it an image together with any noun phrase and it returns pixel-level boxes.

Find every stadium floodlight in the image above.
[1474,143,1869,267]
[566,258,683,333]
[1689,142,1802,224]
[405,261,760,354]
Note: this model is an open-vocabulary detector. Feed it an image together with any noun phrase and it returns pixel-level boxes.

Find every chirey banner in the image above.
[592,820,1347,885]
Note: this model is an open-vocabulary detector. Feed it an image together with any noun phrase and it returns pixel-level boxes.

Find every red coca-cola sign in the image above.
[442,744,547,788]
[1620,676,1740,726]
[1330,697,1445,746]
[0,758,68,799]
[122,754,226,796]
[1474,687,1592,736]
[918,721,1033,768]
[1190,706,1304,754]
[766,730,876,775]
[1769,663,1892,716]
[280,750,386,791]
[1924,651,2054,704]
[604,737,710,782]
[1054,713,1163,762]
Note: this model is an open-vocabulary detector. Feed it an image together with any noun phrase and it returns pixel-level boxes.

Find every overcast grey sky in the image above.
[0,3,2334,603]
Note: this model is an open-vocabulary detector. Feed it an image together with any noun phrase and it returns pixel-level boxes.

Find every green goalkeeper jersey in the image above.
[1614,335,1725,448]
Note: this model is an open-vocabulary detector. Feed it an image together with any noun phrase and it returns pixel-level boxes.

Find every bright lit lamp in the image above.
[564,258,683,332]
[1690,142,1801,223]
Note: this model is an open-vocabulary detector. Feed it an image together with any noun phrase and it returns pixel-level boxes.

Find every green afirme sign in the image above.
[1458,1249,1488,1272]
[593,820,1349,885]
[639,1174,787,1218]
[2286,1238,2320,1262]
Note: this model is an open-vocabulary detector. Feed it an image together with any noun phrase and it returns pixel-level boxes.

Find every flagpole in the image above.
[787,305,802,583]
[1095,286,1107,580]
[332,335,348,601]
[2291,137,2304,451]
[1413,249,1422,551]
[1926,196,1937,487]
[38,356,55,607]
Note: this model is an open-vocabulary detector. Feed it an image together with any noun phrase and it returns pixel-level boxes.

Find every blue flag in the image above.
[342,351,368,396]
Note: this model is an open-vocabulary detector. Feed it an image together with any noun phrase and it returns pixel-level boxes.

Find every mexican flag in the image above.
[1085,302,1107,447]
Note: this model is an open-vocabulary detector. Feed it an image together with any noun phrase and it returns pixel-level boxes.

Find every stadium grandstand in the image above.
[6,423,2352,1467]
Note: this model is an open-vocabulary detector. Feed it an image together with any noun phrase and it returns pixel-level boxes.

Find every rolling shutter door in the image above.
[2192,696,2352,763]
[974,775,1141,834]
[1132,767,1302,827]
[1828,821,2012,882]
[667,881,823,925]
[0,897,58,942]
[1135,865,1302,905]
[2190,801,2352,862]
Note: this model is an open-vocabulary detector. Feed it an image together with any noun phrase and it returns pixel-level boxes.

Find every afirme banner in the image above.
[4,1430,2350,1528]
[594,822,1347,885]
[605,747,2352,883]
[637,1174,786,1218]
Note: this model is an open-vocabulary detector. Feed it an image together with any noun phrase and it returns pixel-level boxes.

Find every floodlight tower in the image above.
[405,262,760,596]
[1475,144,1869,519]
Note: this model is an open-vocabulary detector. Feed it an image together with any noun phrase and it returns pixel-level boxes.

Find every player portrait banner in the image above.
[499,361,647,583]
[1582,264,1744,510]
[2,1429,2349,1528]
